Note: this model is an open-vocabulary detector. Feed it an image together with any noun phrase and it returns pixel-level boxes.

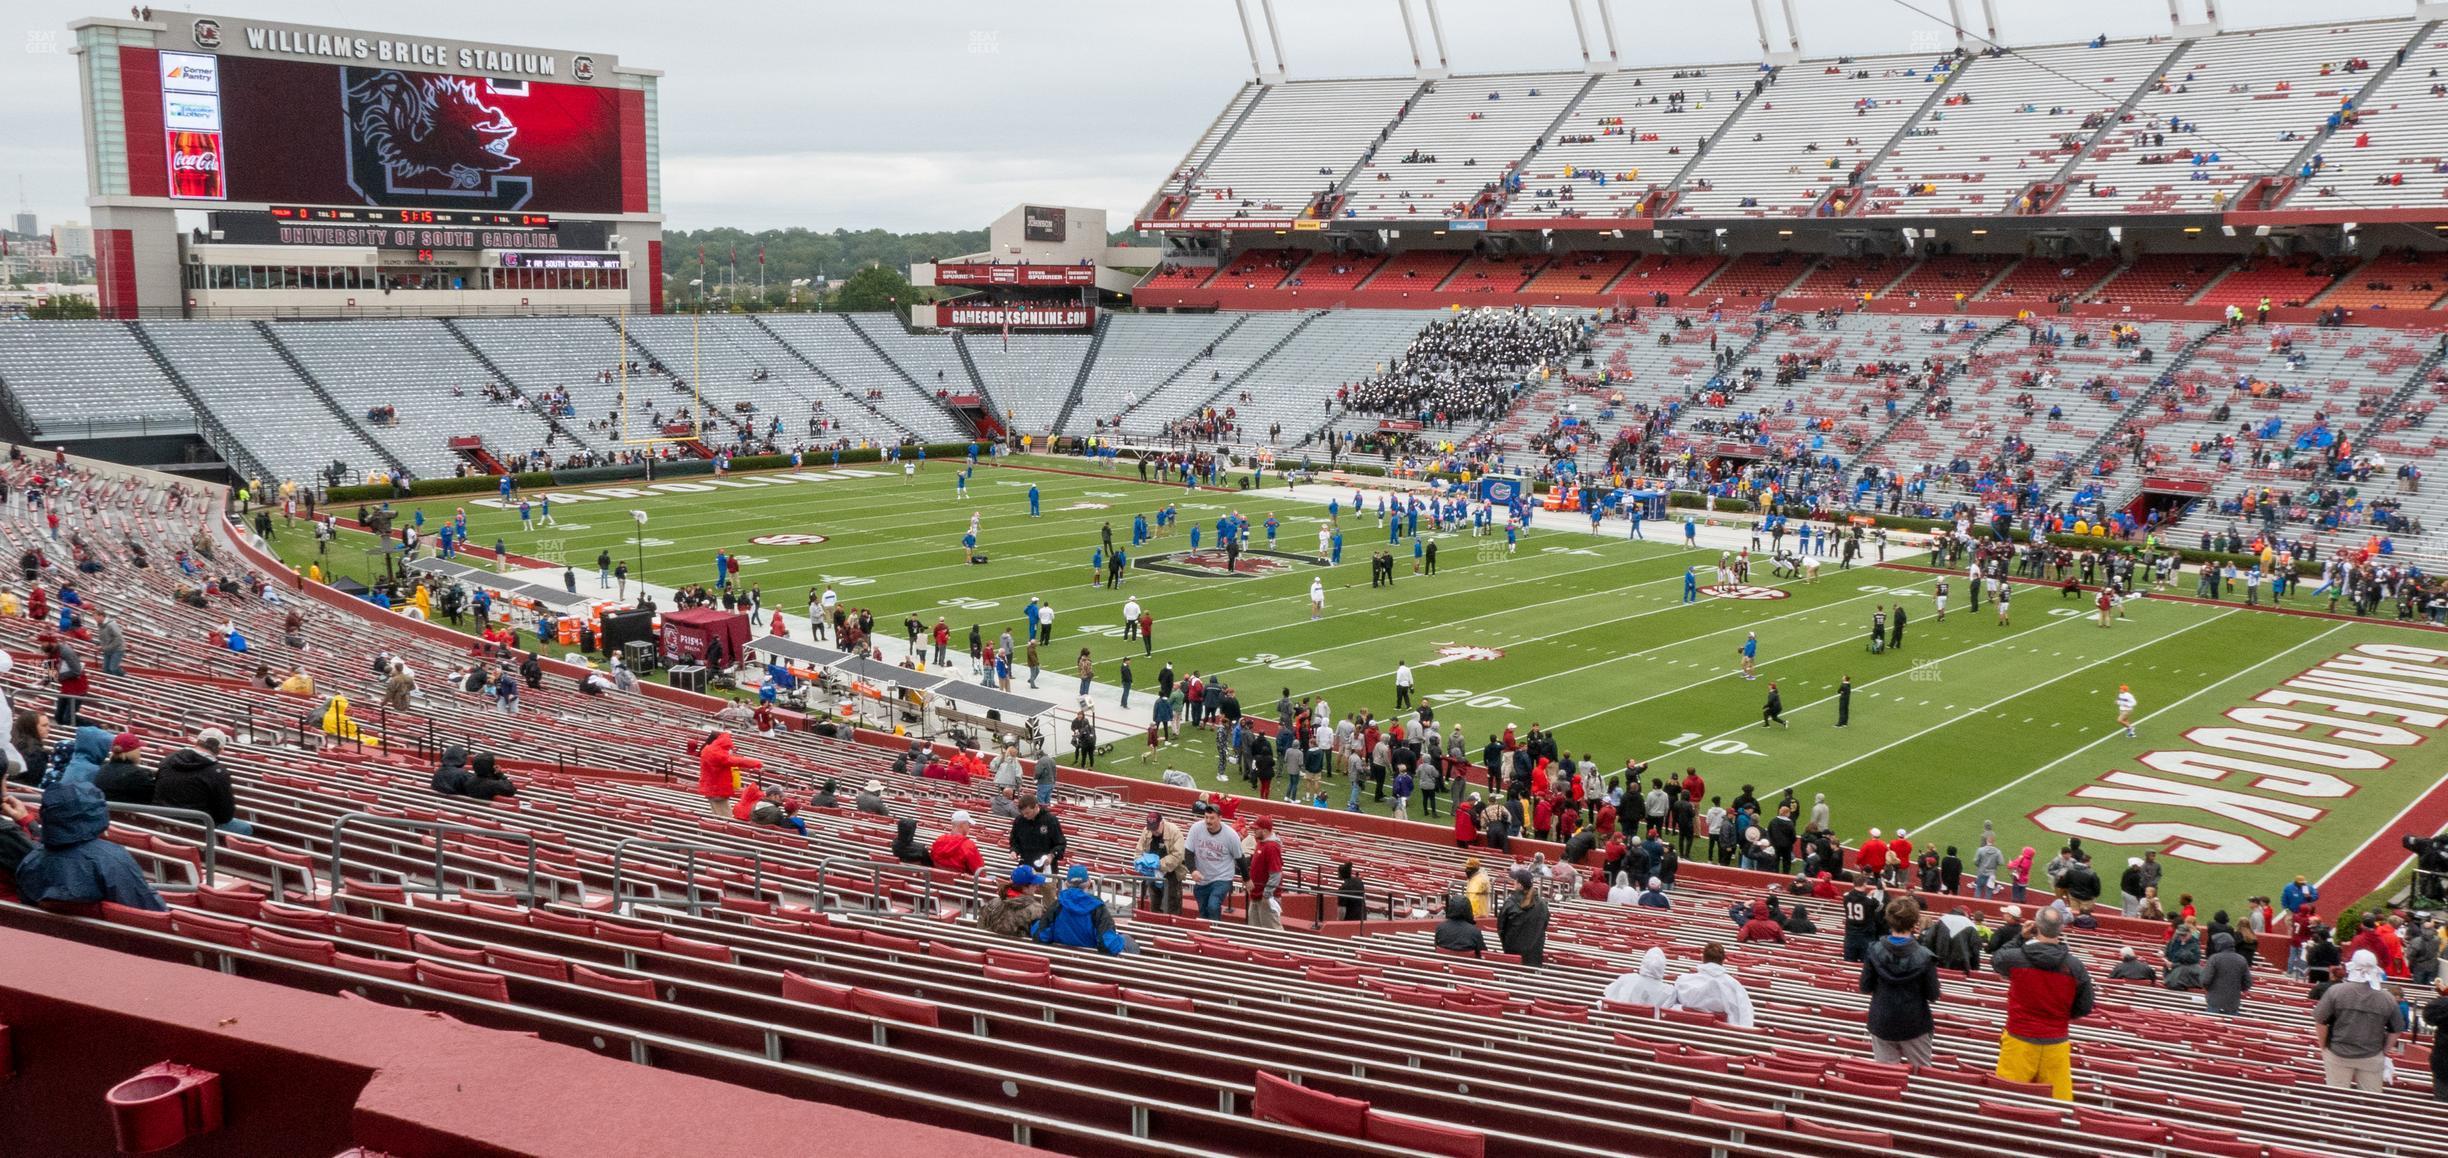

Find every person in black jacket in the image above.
[1841,876,1881,962]
[1008,795,1067,870]
[1766,803,1797,874]
[1496,866,1549,967]
[2059,853,2102,908]
[519,651,544,690]
[1861,895,1941,1068]
[460,753,518,800]
[90,732,155,805]
[1433,895,1485,956]
[152,729,248,835]
[430,746,473,795]
[1336,862,1369,922]
[1989,905,2027,959]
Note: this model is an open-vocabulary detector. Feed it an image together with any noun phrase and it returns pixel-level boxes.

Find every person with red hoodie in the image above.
[1856,828,1889,881]
[695,726,762,818]
[1681,767,1705,806]
[1889,829,1915,885]
[1594,801,1618,839]
[1532,794,1556,842]
[1245,816,1284,929]
[1453,794,1481,848]
[1993,907,2097,1100]
[1737,900,1788,943]
[928,810,985,876]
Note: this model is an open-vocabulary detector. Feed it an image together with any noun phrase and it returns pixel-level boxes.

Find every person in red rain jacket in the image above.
[1533,795,1556,841]
[1681,768,1705,805]
[695,727,762,818]
[1454,795,1481,848]
[1595,802,1619,839]
[1738,900,1787,943]
[928,810,986,876]
[1889,829,1915,877]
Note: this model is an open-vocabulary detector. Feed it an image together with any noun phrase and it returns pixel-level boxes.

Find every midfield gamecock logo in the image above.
[749,534,829,546]
[342,69,534,208]
[1706,584,1791,601]
[1135,548,1319,580]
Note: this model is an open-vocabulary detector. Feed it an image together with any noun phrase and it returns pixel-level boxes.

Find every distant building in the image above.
[11,213,34,239]
[50,221,92,261]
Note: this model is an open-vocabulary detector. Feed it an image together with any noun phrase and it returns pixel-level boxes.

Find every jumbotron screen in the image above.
[155,50,626,214]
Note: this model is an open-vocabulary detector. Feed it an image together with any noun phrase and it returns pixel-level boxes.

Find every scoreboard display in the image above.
[128,16,639,215]
[267,206,555,228]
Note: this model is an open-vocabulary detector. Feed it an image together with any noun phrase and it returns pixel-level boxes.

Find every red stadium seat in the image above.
[168,910,253,949]
[248,927,339,967]
[1364,1110,1485,1158]
[334,953,418,984]
[1791,1117,1893,1147]
[569,965,659,1000]
[101,901,174,933]
[333,915,415,951]
[1974,1099,2067,1127]
[412,960,512,1003]
[1251,1071,1367,1136]
[1688,1096,1787,1135]
[482,946,571,982]
[779,970,854,1010]
[411,933,488,963]
[847,988,939,1028]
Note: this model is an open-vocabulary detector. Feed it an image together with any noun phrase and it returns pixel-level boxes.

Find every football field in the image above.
[277,457,2448,908]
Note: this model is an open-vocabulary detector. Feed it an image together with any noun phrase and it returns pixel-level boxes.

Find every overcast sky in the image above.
[2,0,2418,232]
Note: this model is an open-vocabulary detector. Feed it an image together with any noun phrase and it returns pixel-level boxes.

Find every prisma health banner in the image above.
[170,53,625,213]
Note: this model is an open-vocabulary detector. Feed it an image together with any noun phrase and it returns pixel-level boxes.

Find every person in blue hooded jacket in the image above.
[1033,864,1132,955]
[46,725,118,787]
[14,781,166,911]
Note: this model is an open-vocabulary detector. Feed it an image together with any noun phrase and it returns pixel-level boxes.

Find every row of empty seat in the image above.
[1142,18,2441,227]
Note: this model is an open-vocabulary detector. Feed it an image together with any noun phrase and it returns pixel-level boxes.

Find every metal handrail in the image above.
[103,800,223,893]
[1259,877,1414,931]
[811,855,981,918]
[326,812,539,909]
[607,837,769,916]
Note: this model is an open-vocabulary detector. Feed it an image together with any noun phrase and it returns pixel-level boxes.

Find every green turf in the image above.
[262,456,2448,905]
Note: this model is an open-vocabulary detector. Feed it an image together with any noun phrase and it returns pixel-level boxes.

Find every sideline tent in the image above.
[660,608,750,667]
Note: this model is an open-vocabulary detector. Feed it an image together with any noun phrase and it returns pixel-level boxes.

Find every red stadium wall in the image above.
[0,927,1021,1157]
[648,239,664,313]
[119,47,169,198]
[92,229,139,319]
[619,88,649,215]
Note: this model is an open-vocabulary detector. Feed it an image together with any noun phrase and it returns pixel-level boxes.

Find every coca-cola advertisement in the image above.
[167,130,229,200]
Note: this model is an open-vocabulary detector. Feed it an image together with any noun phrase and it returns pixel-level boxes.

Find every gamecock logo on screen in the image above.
[341,69,534,209]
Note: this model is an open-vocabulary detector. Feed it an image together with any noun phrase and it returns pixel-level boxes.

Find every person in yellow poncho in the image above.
[411,583,432,619]
[321,694,378,746]
[1463,857,1492,919]
[307,562,324,586]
